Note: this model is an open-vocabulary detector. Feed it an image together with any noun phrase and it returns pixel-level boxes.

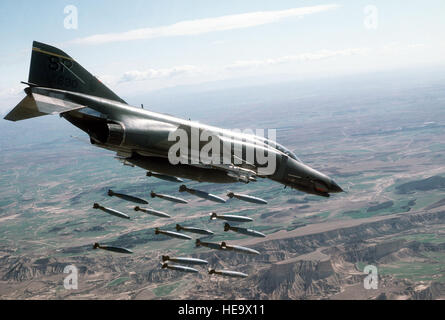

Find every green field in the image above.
[108,277,131,287]
[378,252,445,282]
[153,281,182,297]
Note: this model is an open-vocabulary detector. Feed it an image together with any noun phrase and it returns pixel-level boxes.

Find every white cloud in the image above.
[379,42,426,55]
[119,65,200,83]
[225,48,370,70]
[68,4,340,45]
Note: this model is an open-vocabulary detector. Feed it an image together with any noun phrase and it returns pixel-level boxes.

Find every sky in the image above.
[0,0,444,113]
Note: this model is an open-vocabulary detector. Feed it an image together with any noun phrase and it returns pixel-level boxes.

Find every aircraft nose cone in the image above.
[330,179,343,193]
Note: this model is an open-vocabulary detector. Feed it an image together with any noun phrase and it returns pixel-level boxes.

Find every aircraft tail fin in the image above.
[28,41,125,103]
[4,41,126,122]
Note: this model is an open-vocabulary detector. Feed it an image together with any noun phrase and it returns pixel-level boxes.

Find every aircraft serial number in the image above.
[55,75,79,89]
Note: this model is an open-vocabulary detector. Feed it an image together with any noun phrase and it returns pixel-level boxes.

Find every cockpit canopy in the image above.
[274,143,302,163]
[252,135,303,163]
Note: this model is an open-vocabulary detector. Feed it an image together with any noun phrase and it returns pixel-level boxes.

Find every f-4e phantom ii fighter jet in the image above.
[4,41,343,197]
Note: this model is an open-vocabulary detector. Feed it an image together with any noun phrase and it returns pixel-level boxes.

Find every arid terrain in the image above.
[1,71,444,299]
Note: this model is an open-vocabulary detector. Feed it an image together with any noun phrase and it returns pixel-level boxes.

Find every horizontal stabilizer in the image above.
[4,90,85,122]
